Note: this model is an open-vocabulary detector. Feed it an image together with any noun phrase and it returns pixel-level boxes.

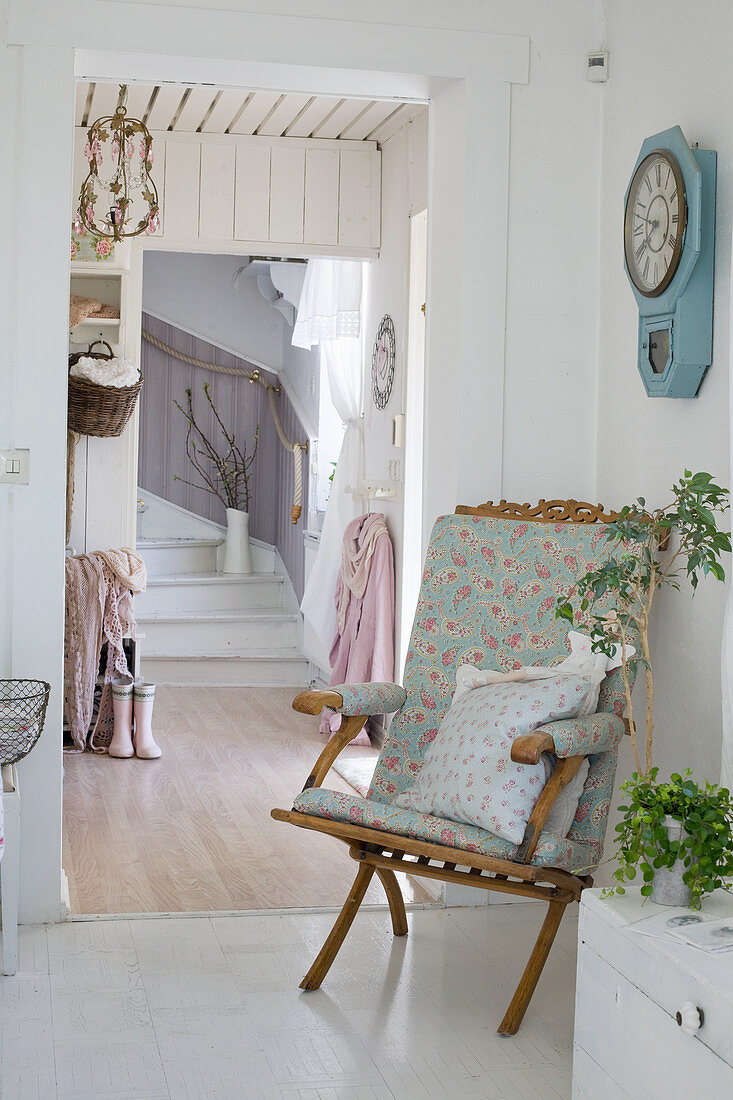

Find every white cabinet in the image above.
[574,888,733,1098]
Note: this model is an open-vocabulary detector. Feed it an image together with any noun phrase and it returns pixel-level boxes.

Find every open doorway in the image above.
[62,78,434,916]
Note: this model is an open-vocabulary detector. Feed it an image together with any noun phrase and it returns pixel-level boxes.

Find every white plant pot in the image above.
[222,508,253,575]
[650,815,692,907]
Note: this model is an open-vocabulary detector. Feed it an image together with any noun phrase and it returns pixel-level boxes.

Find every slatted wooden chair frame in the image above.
[272,498,632,1035]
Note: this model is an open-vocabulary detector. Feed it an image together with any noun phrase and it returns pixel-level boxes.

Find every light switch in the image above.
[0,449,30,484]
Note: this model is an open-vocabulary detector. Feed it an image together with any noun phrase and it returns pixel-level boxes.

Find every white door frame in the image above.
[3,1,526,921]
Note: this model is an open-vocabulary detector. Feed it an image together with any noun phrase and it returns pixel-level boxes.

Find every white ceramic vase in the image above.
[650,815,692,907]
[222,508,253,574]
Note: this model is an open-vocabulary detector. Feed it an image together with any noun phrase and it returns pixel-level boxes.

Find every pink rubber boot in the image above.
[108,681,134,758]
[133,683,161,759]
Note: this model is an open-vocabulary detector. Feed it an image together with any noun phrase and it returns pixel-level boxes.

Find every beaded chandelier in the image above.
[74,84,160,242]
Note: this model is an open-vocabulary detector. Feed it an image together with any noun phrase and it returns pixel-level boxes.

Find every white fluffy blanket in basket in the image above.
[70,356,140,388]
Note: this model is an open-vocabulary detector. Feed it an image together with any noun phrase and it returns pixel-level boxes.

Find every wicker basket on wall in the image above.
[68,340,143,438]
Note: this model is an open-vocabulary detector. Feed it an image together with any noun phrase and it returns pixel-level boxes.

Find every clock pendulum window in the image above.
[623,125,716,398]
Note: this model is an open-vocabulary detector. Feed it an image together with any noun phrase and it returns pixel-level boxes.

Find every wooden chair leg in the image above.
[497,898,568,1036]
[375,867,408,937]
[300,863,375,991]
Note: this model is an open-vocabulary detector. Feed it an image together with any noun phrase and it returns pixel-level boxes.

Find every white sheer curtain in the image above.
[296,261,364,658]
[722,228,733,787]
[292,259,361,349]
[723,601,732,788]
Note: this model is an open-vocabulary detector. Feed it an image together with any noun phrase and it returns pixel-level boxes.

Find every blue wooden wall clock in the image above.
[623,125,716,398]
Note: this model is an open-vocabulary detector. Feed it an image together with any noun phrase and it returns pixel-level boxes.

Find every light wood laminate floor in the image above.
[63,686,432,915]
[3,905,577,1099]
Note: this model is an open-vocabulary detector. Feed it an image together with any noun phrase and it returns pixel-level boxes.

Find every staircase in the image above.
[135,494,310,687]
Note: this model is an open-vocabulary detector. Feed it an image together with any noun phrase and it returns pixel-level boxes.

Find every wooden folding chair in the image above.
[272,500,636,1034]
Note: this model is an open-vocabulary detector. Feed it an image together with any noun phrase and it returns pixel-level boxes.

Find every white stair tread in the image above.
[144,649,306,662]
[144,572,282,586]
[137,609,299,623]
[138,537,222,548]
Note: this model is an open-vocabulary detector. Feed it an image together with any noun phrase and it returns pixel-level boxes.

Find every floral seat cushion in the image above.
[293,787,517,860]
[292,785,606,875]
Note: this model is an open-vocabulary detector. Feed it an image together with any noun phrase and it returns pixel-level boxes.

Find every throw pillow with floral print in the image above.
[393,674,591,844]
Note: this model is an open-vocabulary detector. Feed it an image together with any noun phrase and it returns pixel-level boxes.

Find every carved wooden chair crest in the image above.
[272,499,636,1034]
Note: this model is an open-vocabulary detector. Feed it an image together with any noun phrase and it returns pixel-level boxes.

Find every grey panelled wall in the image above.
[138,313,306,597]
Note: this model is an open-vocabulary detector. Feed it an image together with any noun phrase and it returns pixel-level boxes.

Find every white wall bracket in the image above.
[345,479,402,502]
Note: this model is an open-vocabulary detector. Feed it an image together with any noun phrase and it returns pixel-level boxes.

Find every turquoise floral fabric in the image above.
[293,784,606,875]
[538,711,626,758]
[295,515,638,876]
[334,682,407,716]
[293,787,517,860]
[393,675,591,844]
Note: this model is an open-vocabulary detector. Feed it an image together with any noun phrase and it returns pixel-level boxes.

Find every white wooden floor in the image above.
[1,903,577,1099]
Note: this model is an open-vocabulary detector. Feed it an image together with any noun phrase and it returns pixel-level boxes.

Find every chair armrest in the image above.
[511,712,626,764]
[293,682,406,717]
[300,715,370,791]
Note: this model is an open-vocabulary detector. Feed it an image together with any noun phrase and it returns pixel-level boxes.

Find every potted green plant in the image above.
[613,769,733,909]
[557,470,732,907]
[174,383,259,574]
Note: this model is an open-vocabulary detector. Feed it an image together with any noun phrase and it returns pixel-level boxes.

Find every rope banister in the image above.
[142,327,308,523]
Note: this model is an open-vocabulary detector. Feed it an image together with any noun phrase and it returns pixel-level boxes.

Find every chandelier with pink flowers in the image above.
[75,84,160,242]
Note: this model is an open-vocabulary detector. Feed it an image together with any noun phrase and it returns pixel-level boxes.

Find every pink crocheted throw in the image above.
[64,549,146,751]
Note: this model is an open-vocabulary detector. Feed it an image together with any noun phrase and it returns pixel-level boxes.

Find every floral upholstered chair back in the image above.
[369,512,638,873]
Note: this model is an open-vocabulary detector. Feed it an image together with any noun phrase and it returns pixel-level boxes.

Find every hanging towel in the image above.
[322,513,395,744]
[64,549,146,752]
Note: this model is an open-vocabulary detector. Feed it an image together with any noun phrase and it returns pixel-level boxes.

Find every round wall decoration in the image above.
[371,314,396,410]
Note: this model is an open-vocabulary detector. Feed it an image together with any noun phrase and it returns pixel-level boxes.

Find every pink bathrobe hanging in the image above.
[321,512,395,743]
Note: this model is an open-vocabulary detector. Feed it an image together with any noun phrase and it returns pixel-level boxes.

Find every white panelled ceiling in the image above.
[76,82,427,144]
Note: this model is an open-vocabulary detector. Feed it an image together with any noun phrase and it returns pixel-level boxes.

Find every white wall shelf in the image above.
[69,267,125,351]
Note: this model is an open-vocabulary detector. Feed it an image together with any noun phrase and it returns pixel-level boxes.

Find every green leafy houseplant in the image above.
[174,383,259,513]
[557,470,730,774]
[557,470,732,907]
[613,770,733,909]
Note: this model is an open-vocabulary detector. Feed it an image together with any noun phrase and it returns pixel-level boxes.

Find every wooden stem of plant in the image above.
[641,563,656,775]
[618,619,642,775]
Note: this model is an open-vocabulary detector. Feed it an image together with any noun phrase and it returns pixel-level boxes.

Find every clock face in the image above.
[371,315,396,410]
[624,150,687,297]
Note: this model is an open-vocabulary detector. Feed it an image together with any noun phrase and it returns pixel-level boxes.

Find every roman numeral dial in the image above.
[624,149,687,297]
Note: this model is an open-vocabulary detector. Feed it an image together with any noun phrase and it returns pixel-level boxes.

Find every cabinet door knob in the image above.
[675,1002,704,1034]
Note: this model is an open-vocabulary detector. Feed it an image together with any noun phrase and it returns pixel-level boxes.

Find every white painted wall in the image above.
[1,0,604,920]
[501,5,604,502]
[0,39,73,923]
[362,120,428,674]
[597,0,732,789]
[143,253,322,428]
[143,253,286,371]
[280,338,321,434]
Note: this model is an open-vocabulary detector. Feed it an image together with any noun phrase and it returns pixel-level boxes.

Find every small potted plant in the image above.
[174,383,259,574]
[613,769,733,909]
[558,470,731,907]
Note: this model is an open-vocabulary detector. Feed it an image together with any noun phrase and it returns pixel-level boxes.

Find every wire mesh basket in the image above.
[0,680,51,766]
